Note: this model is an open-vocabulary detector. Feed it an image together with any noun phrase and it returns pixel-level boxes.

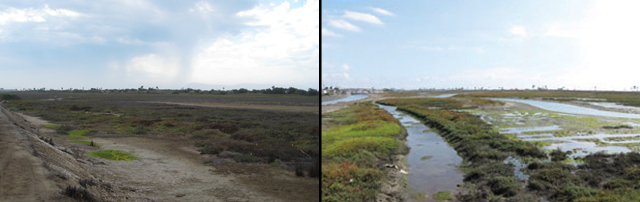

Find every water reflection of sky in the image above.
[490,98,640,119]
[377,104,463,201]
[321,94,368,106]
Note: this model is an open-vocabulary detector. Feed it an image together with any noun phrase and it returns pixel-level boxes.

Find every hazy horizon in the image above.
[322,0,640,91]
[0,0,319,90]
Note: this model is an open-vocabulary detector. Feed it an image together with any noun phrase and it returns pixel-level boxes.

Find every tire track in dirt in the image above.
[0,108,53,201]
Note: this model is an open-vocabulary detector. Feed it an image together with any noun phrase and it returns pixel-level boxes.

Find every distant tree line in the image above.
[14,86,320,96]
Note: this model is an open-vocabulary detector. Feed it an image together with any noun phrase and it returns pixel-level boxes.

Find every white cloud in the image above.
[419,67,547,89]
[403,43,485,54]
[322,63,351,84]
[510,25,528,38]
[544,25,580,38]
[126,54,180,80]
[90,36,106,44]
[0,5,81,25]
[191,0,318,87]
[117,37,144,45]
[328,19,361,32]
[343,10,383,25]
[370,7,395,16]
[341,64,349,72]
[108,61,119,70]
[192,1,214,13]
[322,28,341,37]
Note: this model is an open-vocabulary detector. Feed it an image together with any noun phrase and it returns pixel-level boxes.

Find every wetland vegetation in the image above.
[1,90,319,173]
[322,102,407,201]
[373,91,640,201]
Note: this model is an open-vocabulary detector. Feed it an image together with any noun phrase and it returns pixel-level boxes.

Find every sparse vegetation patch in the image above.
[88,150,139,161]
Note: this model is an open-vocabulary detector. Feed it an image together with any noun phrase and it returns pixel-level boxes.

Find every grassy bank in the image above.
[322,102,406,201]
[379,97,640,201]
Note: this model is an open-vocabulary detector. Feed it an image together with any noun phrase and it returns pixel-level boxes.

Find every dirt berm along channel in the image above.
[0,105,318,201]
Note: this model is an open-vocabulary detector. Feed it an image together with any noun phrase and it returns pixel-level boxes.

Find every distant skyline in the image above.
[0,0,318,90]
[322,0,640,91]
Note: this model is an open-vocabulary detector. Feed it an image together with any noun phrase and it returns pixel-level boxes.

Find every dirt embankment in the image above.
[0,108,56,201]
[0,105,319,201]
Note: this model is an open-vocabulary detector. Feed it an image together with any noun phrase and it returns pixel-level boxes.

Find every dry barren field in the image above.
[0,91,319,201]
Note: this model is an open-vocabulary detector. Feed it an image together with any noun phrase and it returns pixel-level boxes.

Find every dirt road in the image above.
[0,107,55,201]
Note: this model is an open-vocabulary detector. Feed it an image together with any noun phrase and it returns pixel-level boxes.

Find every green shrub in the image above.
[56,125,75,135]
[233,153,260,163]
[1,94,21,100]
[434,191,453,200]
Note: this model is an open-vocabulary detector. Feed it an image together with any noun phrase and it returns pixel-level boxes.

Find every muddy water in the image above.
[490,98,640,119]
[378,104,463,201]
[321,94,368,106]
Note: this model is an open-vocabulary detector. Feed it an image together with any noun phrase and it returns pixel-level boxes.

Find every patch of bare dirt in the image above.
[90,137,318,201]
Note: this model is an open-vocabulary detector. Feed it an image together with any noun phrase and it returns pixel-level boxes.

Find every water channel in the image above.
[377,104,463,201]
[321,94,368,106]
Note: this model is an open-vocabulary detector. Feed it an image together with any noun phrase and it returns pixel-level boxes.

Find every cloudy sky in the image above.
[322,0,640,91]
[0,0,318,90]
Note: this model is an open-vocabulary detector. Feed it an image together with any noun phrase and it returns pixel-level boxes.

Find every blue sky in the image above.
[322,0,640,91]
[0,0,318,90]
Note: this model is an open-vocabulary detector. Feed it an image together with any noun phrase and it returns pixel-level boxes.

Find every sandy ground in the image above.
[0,106,319,201]
[142,101,319,114]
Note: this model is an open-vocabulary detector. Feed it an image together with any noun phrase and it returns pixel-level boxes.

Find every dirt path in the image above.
[142,101,319,114]
[90,137,318,201]
[0,108,55,201]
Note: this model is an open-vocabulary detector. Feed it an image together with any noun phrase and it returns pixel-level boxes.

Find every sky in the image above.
[322,0,640,91]
[0,0,318,90]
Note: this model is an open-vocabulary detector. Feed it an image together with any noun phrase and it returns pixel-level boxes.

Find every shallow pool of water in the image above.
[378,104,464,201]
[432,93,457,98]
[500,125,561,134]
[490,98,640,119]
[321,94,368,106]
[590,102,640,111]
[515,133,639,157]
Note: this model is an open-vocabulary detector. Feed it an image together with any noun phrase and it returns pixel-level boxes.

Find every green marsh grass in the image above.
[322,102,406,201]
[88,150,139,161]
[64,129,90,138]
[434,191,452,200]
[43,124,61,128]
